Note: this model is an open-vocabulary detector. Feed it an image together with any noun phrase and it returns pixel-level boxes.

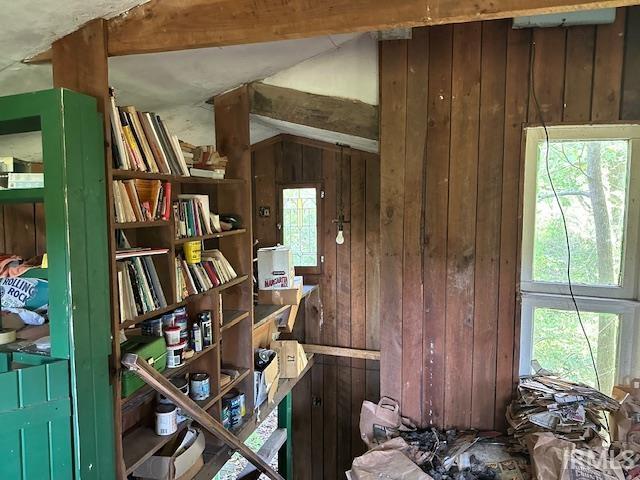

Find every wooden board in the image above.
[592,10,626,121]
[563,26,595,122]
[621,6,640,120]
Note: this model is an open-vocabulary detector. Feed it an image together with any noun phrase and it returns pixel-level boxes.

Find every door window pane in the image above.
[282,187,318,267]
[532,140,629,286]
[532,307,620,393]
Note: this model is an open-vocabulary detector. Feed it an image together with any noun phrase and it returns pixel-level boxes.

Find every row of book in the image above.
[117,254,168,322]
[109,89,190,176]
[174,194,215,238]
[113,179,171,223]
[176,249,238,301]
[181,144,229,179]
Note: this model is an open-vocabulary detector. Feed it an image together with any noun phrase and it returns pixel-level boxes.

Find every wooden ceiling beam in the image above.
[247,82,379,140]
[25,0,636,62]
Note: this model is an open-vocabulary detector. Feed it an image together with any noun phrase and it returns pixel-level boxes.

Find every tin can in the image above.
[222,389,245,429]
[161,312,175,329]
[157,376,189,404]
[174,307,189,343]
[166,341,187,368]
[189,373,210,400]
[141,317,163,337]
[183,241,202,264]
[198,311,213,347]
[221,403,231,429]
[191,323,203,352]
[155,404,177,436]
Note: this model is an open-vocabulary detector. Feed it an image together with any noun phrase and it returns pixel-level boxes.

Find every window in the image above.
[279,185,321,273]
[520,125,640,392]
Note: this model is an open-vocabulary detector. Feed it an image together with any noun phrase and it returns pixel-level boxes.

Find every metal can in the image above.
[221,403,231,429]
[141,317,163,337]
[191,323,203,352]
[157,376,189,404]
[155,404,177,436]
[174,307,189,343]
[189,373,210,400]
[222,389,245,429]
[198,311,213,347]
[161,312,175,329]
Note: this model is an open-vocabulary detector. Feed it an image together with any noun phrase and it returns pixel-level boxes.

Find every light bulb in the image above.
[335,228,345,245]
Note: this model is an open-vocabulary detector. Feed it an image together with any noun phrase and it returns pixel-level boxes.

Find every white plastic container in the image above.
[155,404,177,436]
[166,341,187,368]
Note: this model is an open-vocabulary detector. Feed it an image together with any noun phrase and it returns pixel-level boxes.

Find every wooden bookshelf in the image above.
[106,87,255,478]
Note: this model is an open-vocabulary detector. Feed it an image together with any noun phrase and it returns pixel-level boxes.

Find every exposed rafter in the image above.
[26,0,637,62]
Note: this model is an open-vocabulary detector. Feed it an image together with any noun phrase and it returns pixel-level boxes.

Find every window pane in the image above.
[532,140,629,286]
[282,187,318,267]
[532,307,619,393]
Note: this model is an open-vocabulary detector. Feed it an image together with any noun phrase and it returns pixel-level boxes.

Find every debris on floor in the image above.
[506,374,620,452]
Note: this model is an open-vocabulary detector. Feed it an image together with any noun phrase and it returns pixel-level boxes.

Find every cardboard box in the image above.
[257,246,295,290]
[133,427,205,480]
[258,276,303,306]
[254,352,280,408]
[270,340,308,379]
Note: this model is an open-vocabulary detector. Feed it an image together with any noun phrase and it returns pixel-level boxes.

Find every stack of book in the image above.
[0,157,44,189]
[109,89,190,176]
[116,251,169,322]
[176,249,238,301]
[181,143,228,179]
[113,179,171,223]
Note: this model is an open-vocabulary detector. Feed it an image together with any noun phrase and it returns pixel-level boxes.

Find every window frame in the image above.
[521,124,640,300]
[277,182,323,276]
[520,124,640,385]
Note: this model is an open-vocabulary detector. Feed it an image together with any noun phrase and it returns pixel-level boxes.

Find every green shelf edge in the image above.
[0,187,44,204]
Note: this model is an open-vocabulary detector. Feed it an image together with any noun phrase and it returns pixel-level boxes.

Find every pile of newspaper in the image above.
[506,375,620,452]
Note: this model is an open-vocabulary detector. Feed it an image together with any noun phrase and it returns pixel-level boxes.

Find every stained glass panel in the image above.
[282,187,318,267]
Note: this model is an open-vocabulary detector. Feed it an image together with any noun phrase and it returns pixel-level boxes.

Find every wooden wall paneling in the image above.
[34,204,46,256]
[4,205,36,258]
[422,24,453,428]
[336,151,352,473]
[592,10,626,121]
[350,150,367,459]
[311,363,325,480]
[302,144,323,182]
[563,26,596,122]
[292,372,313,479]
[379,39,408,404]
[280,140,303,183]
[444,22,481,429]
[495,27,531,431]
[321,148,338,478]
[621,7,640,120]
[253,143,279,248]
[528,27,566,123]
[402,26,428,424]
[365,151,381,375]
[471,20,507,430]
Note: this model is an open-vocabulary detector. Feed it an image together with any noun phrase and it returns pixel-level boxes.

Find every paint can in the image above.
[163,326,181,346]
[157,376,189,404]
[189,373,210,400]
[155,404,177,436]
[198,311,213,347]
[141,317,163,337]
[221,403,231,430]
[191,322,203,352]
[222,389,246,429]
[166,341,187,368]
[161,312,175,329]
[174,307,189,343]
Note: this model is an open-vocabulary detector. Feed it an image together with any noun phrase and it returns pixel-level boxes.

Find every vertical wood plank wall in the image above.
[252,135,381,477]
[380,6,640,431]
[0,205,46,258]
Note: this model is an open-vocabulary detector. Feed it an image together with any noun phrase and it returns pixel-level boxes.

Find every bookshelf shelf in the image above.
[122,343,220,409]
[113,220,170,229]
[221,310,250,332]
[120,275,249,328]
[112,169,244,185]
[123,420,191,475]
[0,188,44,204]
[174,228,246,245]
[199,368,251,410]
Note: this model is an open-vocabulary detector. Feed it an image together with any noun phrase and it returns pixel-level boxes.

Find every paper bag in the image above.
[612,384,640,447]
[359,397,414,447]
[347,439,433,480]
[526,433,625,480]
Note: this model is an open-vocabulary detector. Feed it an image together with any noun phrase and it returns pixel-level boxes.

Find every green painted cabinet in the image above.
[0,89,115,479]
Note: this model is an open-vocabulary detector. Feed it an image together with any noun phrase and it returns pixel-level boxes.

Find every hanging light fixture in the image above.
[334,144,349,245]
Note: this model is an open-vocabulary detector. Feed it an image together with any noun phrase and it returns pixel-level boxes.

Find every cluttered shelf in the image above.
[253,304,290,331]
[193,354,315,480]
[0,187,44,204]
[220,310,250,332]
[112,169,244,185]
[122,343,219,409]
[120,275,249,329]
[198,368,251,411]
[174,228,246,246]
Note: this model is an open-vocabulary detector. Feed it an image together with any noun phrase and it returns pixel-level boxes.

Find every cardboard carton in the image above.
[270,340,308,379]
[257,246,295,290]
[258,277,303,333]
[133,427,205,480]
[254,352,280,408]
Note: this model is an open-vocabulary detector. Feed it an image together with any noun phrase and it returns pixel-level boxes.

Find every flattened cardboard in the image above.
[134,428,205,480]
[258,276,303,306]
